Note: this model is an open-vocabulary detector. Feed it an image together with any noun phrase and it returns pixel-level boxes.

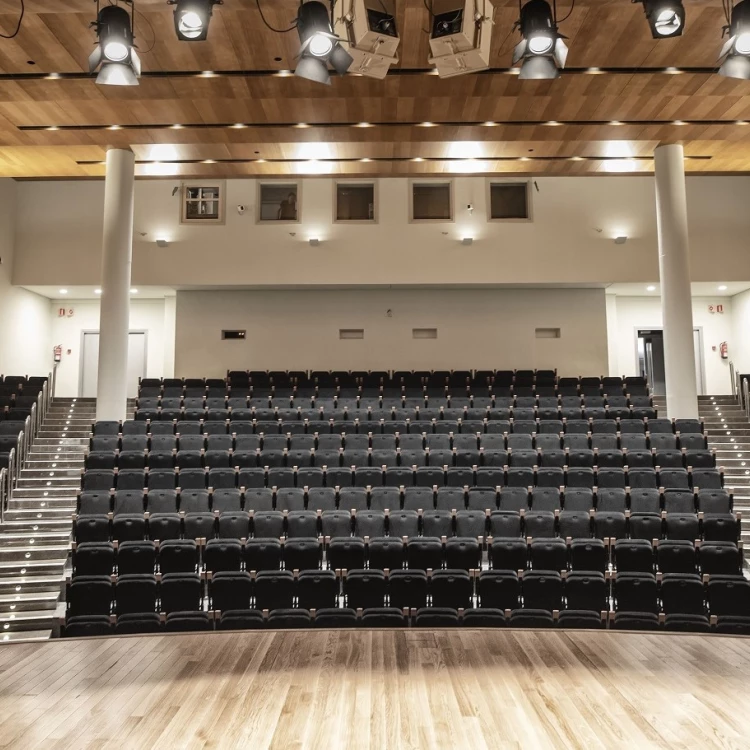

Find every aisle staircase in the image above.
[0,398,92,641]
[698,395,750,547]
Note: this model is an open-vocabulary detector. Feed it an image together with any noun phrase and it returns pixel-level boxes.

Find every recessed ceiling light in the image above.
[483,121,497,127]
[59,289,68,295]
[130,288,138,294]
[95,289,102,295]
[202,159,216,164]
[646,285,656,292]
[46,126,59,131]
[108,125,121,130]
[360,157,372,162]
[545,121,562,126]
[609,120,624,126]
[411,157,424,162]
[718,284,728,291]
[418,122,437,127]
[230,123,247,129]
[275,69,293,77]
[171,124,184,129]
[200,71,217,77]
[355,122,374,128]
[46,73,61,80]
[295,123,311,129]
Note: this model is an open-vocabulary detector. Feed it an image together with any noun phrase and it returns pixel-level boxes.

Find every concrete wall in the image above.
[174,287,609,378]
[0,179,52,377]
[13,176,750,287]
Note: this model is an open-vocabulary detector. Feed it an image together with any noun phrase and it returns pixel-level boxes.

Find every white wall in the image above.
[607,295,733,394]
[51,299,168,397]
[13,176,750,288]
[730,289,750,379]
[175,287,609,378]
[0,179,52,377]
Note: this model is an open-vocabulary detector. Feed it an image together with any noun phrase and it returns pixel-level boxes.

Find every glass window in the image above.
[182,184,224,223]
[336,183,375,221]
[259,183,299,222]
[489,183,529,220]
[412,183,452,221]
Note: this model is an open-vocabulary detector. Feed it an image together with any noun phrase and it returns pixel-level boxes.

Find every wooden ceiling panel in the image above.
[0,0,747,177]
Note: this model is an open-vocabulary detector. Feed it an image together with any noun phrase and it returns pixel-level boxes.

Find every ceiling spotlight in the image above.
[513,0,568,80]
[640,0,685,39]
[428,0,495,78]
[89,3,141,86]
[95,289,103,295]
[130,288,139,294]
[719,1,750,79]
[614,236,628,245]
[169,0,221,41]
[719,284,729,291]
[59,289,68,295]
[333,0,400,79]
[295,1,353,85]
[646,285,656,292]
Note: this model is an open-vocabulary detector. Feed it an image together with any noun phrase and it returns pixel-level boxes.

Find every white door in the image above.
[81,332,147,399]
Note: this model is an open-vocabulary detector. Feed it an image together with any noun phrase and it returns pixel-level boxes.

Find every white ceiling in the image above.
[24,286,176,300]
[605,282,750,298]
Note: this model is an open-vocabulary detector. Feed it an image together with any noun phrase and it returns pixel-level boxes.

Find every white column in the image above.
[654,143,698,419]
[96,149,135,422]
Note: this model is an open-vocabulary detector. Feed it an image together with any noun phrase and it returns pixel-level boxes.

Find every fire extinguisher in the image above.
[720,342,728,360]
[53,345,62,363]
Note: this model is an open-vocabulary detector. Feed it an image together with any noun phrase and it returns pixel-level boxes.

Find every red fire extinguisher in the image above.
[53,345,62,363]
[720,342,728,360]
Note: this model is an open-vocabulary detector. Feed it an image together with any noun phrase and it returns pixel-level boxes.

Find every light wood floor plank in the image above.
[0,630,749,749]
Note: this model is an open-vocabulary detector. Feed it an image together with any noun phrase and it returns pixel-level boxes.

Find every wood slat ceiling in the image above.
[0,0,748,178]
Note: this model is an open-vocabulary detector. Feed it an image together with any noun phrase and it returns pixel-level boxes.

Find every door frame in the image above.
[79,329,149,398]
[633,326,706,396]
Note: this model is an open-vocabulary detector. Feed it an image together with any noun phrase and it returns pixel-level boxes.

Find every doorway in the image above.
[636,328,705,396]
[80,331,148,399]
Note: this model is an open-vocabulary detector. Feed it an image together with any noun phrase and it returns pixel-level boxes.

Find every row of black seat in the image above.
[72,538,743,577]
[63,569,750,624]
[61,605,750,637]
[80,465,725,491]
[77,486,735,515]
[74,510,741,547]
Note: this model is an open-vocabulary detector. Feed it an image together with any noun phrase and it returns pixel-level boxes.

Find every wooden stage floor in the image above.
[0,629,748,749]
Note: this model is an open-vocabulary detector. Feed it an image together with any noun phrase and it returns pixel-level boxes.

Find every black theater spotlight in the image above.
[89,2,141,86]
[639,0,685,39]
[295,1,353,85]
[169,0,222,42]
[512,0,568,80]
[719,0,750,80]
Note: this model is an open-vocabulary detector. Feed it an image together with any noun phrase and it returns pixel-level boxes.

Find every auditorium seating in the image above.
[63,370,746,636]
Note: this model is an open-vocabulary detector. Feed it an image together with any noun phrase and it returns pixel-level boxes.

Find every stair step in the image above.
[0,592,60,612]
[0,532,71,546]
[0,576,64,594]
[0,544,71,560]
[0,560,67,576]
[3,509,76,520]
[0,607,63,632]
[9,500,76,512]
[0,520,74,533]
[0,629,53,643]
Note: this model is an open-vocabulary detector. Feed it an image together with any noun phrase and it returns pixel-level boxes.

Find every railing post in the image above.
[0,467,6,525]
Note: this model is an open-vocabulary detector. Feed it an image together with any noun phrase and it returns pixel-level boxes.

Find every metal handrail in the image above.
[0,467,6,525]
[730,361,738,400]
[743,378,750,421]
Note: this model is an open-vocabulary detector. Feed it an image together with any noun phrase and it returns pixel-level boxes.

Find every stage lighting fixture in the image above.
[169,0,222,41]
[333,0,400,79]
[640,0,685,39]
[295,1,353,85]
[428,0,495,78]
[719,0,750,80]
[89,3,141,86]
[512,0,568,80]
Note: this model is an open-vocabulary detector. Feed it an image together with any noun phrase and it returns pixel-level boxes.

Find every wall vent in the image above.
[221,330,246,340]
[339,329,364,339]
[413,328,438,339]
[535,328,561,339]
